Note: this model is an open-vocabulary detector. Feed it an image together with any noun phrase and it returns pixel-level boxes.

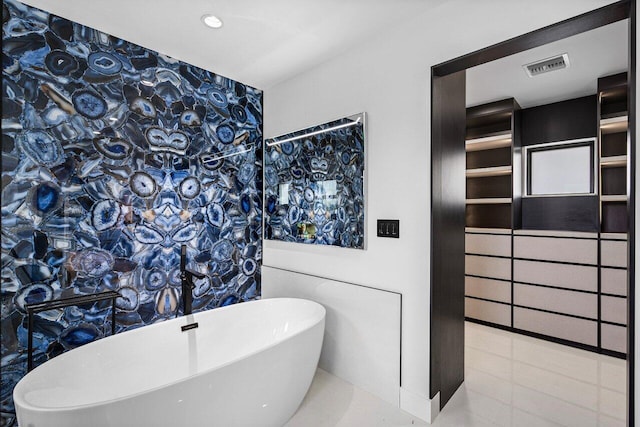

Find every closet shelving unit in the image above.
[597,72,629,356]
[598,72,629,233]
[465,99,521,230]
[464,99,520,329]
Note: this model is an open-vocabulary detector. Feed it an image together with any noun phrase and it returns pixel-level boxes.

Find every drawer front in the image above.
[465,276,511,303]
[465,255,511,281]
[513,283,597,320]
[601,268,627,296]
[513,307,597,346]
[601,296,627,325]
[465,297,511,327]
[465,233,511,257]
[513,260,597,292]
[514,236,597,265]
[601,240,628,268]
[601,324,627,354]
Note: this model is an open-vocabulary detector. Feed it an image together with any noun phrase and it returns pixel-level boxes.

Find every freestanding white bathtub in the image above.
[14,298,325,427]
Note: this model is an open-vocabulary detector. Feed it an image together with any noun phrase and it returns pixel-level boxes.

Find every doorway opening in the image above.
[430,0,635,424]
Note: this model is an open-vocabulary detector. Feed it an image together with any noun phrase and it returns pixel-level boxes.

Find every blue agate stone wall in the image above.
[264,116,365,249]
[1,0,262,422]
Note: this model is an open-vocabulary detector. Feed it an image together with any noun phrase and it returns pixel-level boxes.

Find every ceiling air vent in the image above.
[523,53,570,77]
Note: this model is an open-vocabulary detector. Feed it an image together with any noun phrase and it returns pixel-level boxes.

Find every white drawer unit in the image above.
[513,235,597,265]
[601,324,627,354]
[513,307,597,347]
[601,240,628,268]
[465,233,512,257]
[465,297,511,327]
[464,228,628,357]
[465,276,511,303]
[601,268,627,296]
[513,283,597,320]
[513,260,597,292]
[465,255,511,281]
[601,296,627,325]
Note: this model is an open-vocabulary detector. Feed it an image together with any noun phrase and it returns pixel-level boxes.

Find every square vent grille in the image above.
[523,53,570,77]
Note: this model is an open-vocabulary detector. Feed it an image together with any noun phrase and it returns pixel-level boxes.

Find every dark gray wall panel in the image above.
[521,95,597,146]
[521,196,599,232]
[430,70,466,407]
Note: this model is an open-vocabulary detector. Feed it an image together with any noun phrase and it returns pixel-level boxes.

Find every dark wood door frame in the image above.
[430,1,636,422]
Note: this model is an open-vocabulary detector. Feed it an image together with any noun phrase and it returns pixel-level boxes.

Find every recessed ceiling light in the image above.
[201,14,223,29]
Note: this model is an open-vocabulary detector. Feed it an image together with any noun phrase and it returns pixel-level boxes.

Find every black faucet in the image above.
[180,245,205,316]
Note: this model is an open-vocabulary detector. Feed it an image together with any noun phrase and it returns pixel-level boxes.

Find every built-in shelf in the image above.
[465,133,512,152]
[465,165,512,178]
[600,155,627,168]
[601,194,628,202]
[466,198,512,205]
[600,232,628,240]
[600,115,628,134]
[465,99,518,231]
[599,73,629,237]
[465,227,512,235]
[513,229,598,239]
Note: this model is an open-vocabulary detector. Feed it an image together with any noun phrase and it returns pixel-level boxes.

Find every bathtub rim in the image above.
[13,297,326,413]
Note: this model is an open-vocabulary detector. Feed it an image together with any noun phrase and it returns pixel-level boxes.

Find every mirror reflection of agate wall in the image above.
[1,0,262,418]
[264,113,365,249]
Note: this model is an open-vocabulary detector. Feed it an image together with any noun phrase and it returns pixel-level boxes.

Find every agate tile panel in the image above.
[1,0,263,421]
[264,113,365,249]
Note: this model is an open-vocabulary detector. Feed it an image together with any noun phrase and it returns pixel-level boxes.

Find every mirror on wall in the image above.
[524,138,596,196]
[264,112,366,249]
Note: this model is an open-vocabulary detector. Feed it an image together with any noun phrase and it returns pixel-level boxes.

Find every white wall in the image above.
[262,267,402,406]
[263,0,622,419]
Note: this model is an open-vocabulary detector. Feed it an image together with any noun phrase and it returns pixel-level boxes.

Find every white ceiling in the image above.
[17,0,448,90]
[14,0,628,102]
[466,19,629,109]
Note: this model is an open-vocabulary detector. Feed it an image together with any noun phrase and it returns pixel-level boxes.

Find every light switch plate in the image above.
[377,219,399,238]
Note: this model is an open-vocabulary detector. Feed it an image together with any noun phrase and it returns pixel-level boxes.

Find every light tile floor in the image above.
[287,322,627,426]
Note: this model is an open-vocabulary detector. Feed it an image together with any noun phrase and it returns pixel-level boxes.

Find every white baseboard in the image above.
[399,388,440,424]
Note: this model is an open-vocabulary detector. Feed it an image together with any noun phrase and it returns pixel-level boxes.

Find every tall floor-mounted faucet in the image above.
[180,245,205,316]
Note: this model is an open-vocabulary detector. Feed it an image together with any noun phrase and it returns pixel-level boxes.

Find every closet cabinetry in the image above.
[464,99,519,328]
[464,77,630,358]
[600,233,628,354]
[598,72,629,355]
[599,72,629,233]
[464,231,512,327]
[465,98,520,229]
[513,231,598,347]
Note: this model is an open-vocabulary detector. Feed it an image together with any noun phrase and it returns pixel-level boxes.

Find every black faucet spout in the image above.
[180,245,205,316]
